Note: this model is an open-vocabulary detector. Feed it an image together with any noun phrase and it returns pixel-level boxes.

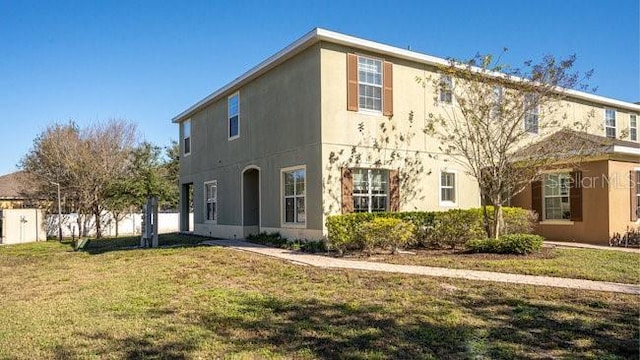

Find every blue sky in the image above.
[1,0,638,175]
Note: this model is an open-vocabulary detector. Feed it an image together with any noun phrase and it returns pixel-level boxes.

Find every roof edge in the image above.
[172,28,640,123]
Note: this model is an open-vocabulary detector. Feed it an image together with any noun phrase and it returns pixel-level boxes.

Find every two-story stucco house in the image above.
[173,28,640,245]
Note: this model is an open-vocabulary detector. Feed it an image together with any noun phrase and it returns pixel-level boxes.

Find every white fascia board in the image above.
[172,28,640,123]
[613,145,640,156]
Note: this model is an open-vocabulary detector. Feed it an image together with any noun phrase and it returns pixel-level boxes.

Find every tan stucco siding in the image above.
[512,159,639,245]
[179,44,324,236]
[608,160,640,238]
[319,42,481,217]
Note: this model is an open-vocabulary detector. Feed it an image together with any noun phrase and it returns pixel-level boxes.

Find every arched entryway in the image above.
[242,166,260,237]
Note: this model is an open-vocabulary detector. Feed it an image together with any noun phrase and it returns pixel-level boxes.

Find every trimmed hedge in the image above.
[359,217,414,254]
[325,207,535,253]
[466,234,544,255]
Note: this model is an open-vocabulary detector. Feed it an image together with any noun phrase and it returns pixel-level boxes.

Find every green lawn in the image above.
[355,247,640,284]
[0,235,638,359]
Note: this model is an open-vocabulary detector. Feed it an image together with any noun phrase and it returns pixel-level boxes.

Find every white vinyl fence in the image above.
[45,212,194,238]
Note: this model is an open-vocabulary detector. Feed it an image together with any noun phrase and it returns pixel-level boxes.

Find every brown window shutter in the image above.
[383,61,393,116]
[631,171,638,221]
[347,53,358,111]
[389,169,400,211]
[531,180,542,221]
[341,168,354,213]
[570,171,583,222]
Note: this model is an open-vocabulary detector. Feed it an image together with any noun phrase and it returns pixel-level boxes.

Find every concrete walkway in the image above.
[545,241,640,253]
[202,239,640,295]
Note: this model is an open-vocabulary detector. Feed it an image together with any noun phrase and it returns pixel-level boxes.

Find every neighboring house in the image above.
[173,28,640,244]
[511,130,639,244]
[0,171,38,209]
[0,171,46,244]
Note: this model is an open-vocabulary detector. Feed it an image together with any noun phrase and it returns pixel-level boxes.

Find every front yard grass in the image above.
[353,247,640,284]
[0,235,638,359]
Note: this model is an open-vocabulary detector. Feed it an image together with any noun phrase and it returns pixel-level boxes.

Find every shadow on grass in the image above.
[191,293,636,358]
[53,329,197,360]
[81,233,209,255]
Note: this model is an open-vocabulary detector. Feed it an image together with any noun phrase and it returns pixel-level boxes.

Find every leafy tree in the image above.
[419,52,596,238]
[22,120,137,238]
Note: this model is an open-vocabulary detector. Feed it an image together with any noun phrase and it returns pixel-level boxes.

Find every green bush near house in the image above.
[325,207,536,253]
[424,209,485,249]
[466,234,544,255]
[359,217,414,254]
[246,232,328,253]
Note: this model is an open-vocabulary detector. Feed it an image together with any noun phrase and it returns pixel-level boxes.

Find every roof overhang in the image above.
[172,28,640,123]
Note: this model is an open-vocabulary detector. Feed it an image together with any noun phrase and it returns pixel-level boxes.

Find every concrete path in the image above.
[202,239,640,295]
[545,241,640,253]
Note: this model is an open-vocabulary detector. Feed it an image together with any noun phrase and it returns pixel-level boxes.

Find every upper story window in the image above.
[604,108,616,138]
[353,168,388,212]
[283,167,306,224]
[524,93,539,134]
[439,75,453,104]
[358,56,383,112]
[440,171,456,204]
[630,114,637,141]
[490,86,503,120]
[183,119,191,156]
[544,173,571,220]
[205,181,217,222]
[228,93,239,140]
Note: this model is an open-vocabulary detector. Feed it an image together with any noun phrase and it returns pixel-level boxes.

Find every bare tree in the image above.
[419,52,596,238]
[21,119,137,238]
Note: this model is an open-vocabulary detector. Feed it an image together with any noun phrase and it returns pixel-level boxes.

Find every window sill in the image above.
[540,220,574,225]
[281,223,307,229]
[439,201,457,207]
[204,220,217,225]
[357,109,383,116]
[228,135,240,142]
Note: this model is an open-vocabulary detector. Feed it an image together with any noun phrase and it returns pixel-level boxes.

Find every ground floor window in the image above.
[440,171,456,204]
[283,167,305,224]
[205,181,217,222]
[353,168,388,212]
[544,173,571,220]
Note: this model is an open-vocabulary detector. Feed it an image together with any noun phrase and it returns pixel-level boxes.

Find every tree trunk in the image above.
[115,214,119,238]
[94,205,102,239]
[492,204,504,239]
[482,204,491,238]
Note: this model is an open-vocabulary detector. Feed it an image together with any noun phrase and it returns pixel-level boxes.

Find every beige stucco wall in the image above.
[0,208,46,245]
[319,43,481,219]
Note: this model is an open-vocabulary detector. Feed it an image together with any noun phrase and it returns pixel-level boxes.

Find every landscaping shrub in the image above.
[425,209,485,249]
[325,207,535,253]
[359,217,414,254]
[246,232,327,253]
[466,234,544,255]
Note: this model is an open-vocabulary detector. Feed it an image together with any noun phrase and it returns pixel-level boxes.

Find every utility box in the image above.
[0,208,46,245]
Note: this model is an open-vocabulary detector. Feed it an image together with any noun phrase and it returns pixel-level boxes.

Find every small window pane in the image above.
[285,198,295,223]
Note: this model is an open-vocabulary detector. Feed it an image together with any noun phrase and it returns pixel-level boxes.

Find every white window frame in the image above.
[604,108,616,138]
[228,92,240,141]
[542,172,571,221]
[204,180,217,223]
[183,119,191,156]
[439,170,457,206]
[357,55,383,113]
[524,93,539,134]
[630,114,637,141]
[352,168,389,213]
[281,165,306,227]
[439,75,453,105]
